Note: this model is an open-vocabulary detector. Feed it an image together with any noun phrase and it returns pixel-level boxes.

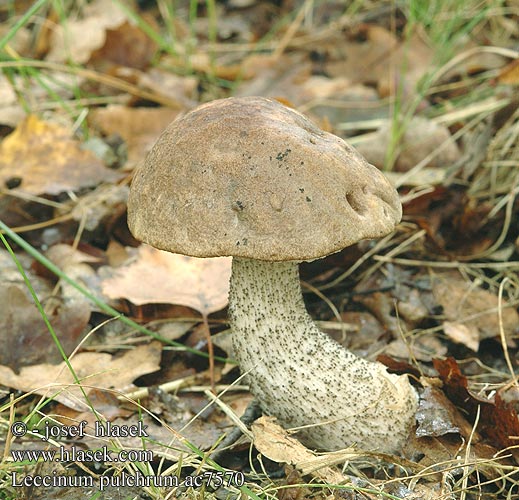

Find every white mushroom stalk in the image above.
[229,257,418,453]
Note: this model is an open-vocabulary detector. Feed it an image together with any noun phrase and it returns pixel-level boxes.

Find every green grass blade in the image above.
[0,0,49,51]
[0,230,93,407]
[0,220,231,363]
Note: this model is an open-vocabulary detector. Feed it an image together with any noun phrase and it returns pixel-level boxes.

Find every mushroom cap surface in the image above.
[128,96,401,261]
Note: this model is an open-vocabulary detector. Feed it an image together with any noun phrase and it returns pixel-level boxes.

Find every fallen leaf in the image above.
[0,115,121,195]
[442,321,479,352]
[43,243,105,307]
[397,288,430,325]
[235,53,313,104]
[377,354,421,380]
[0,284,90,370]
[354,289,400,339]
[416,386,471,438]
[356,116,461,172]
[0,247,92,367]
[433,357,519,459]
[386,167,447,187]
[335,311,385,352]
[100,244,232,315]
[46,0,127,64]
[45,243,102,268]
[137,69,198,109]
[90,20,157,70]
[432,272,519,350]
[327,26,433,96]
[0,342,162,411]
[385,336,447,363]
[54,389,133,428]
[55,406,225,460]
[251,416,347,484]
[305,82,383,128]
[57,184,130,232]
[402,187,500,256]
[407,432,507,488]
[89,105,182,167]
[0,72,85,131]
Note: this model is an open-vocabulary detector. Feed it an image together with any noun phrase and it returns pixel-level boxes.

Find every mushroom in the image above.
[127,96,418,453]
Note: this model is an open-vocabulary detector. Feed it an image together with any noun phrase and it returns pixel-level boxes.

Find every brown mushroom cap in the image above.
[128,96,401,261]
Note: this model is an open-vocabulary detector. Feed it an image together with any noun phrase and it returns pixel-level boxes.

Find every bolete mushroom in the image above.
[127,96,418,453]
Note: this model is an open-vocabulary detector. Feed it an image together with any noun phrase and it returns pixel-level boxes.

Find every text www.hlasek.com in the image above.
[11,446,152,463]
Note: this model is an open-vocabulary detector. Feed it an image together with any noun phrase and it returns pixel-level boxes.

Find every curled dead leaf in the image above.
[433,357,519,460]
[251,416,347,484]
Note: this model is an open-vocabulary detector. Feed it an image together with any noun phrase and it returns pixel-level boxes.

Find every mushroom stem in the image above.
[229,257,417,453]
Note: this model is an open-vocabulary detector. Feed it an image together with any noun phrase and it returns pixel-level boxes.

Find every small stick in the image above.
[210,399,262,463]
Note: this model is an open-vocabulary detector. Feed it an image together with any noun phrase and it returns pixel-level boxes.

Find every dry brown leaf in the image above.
[304,82,381,127]
[137,69,198,109]
[43,243,105,307]
[0,250,93,372]
[434,357,519,461]
[90,20,157,70]
[235,53,313,104]
[416,386,472,438]
[0,72,84,130]
[327,26,433,95]
[385,336,447,363]
[251,416,347,484]
[407,432,504,489]
[57,184,129,232]
[335,311,384,352]
[46,0,127,64]
[0,342,162,411]
[354,290,400,339]
[432,272,519,350]
[89,105,181,167]
[55,407,224,460]
[356,117,461,172]
[54,389,133,428]
[0,115,121,195]
[45,243,102,267]
[385,167,446,187]
[442,321,479,352]
[397,288,430,324]
[0,284,90,370]
[101,244,232,315]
